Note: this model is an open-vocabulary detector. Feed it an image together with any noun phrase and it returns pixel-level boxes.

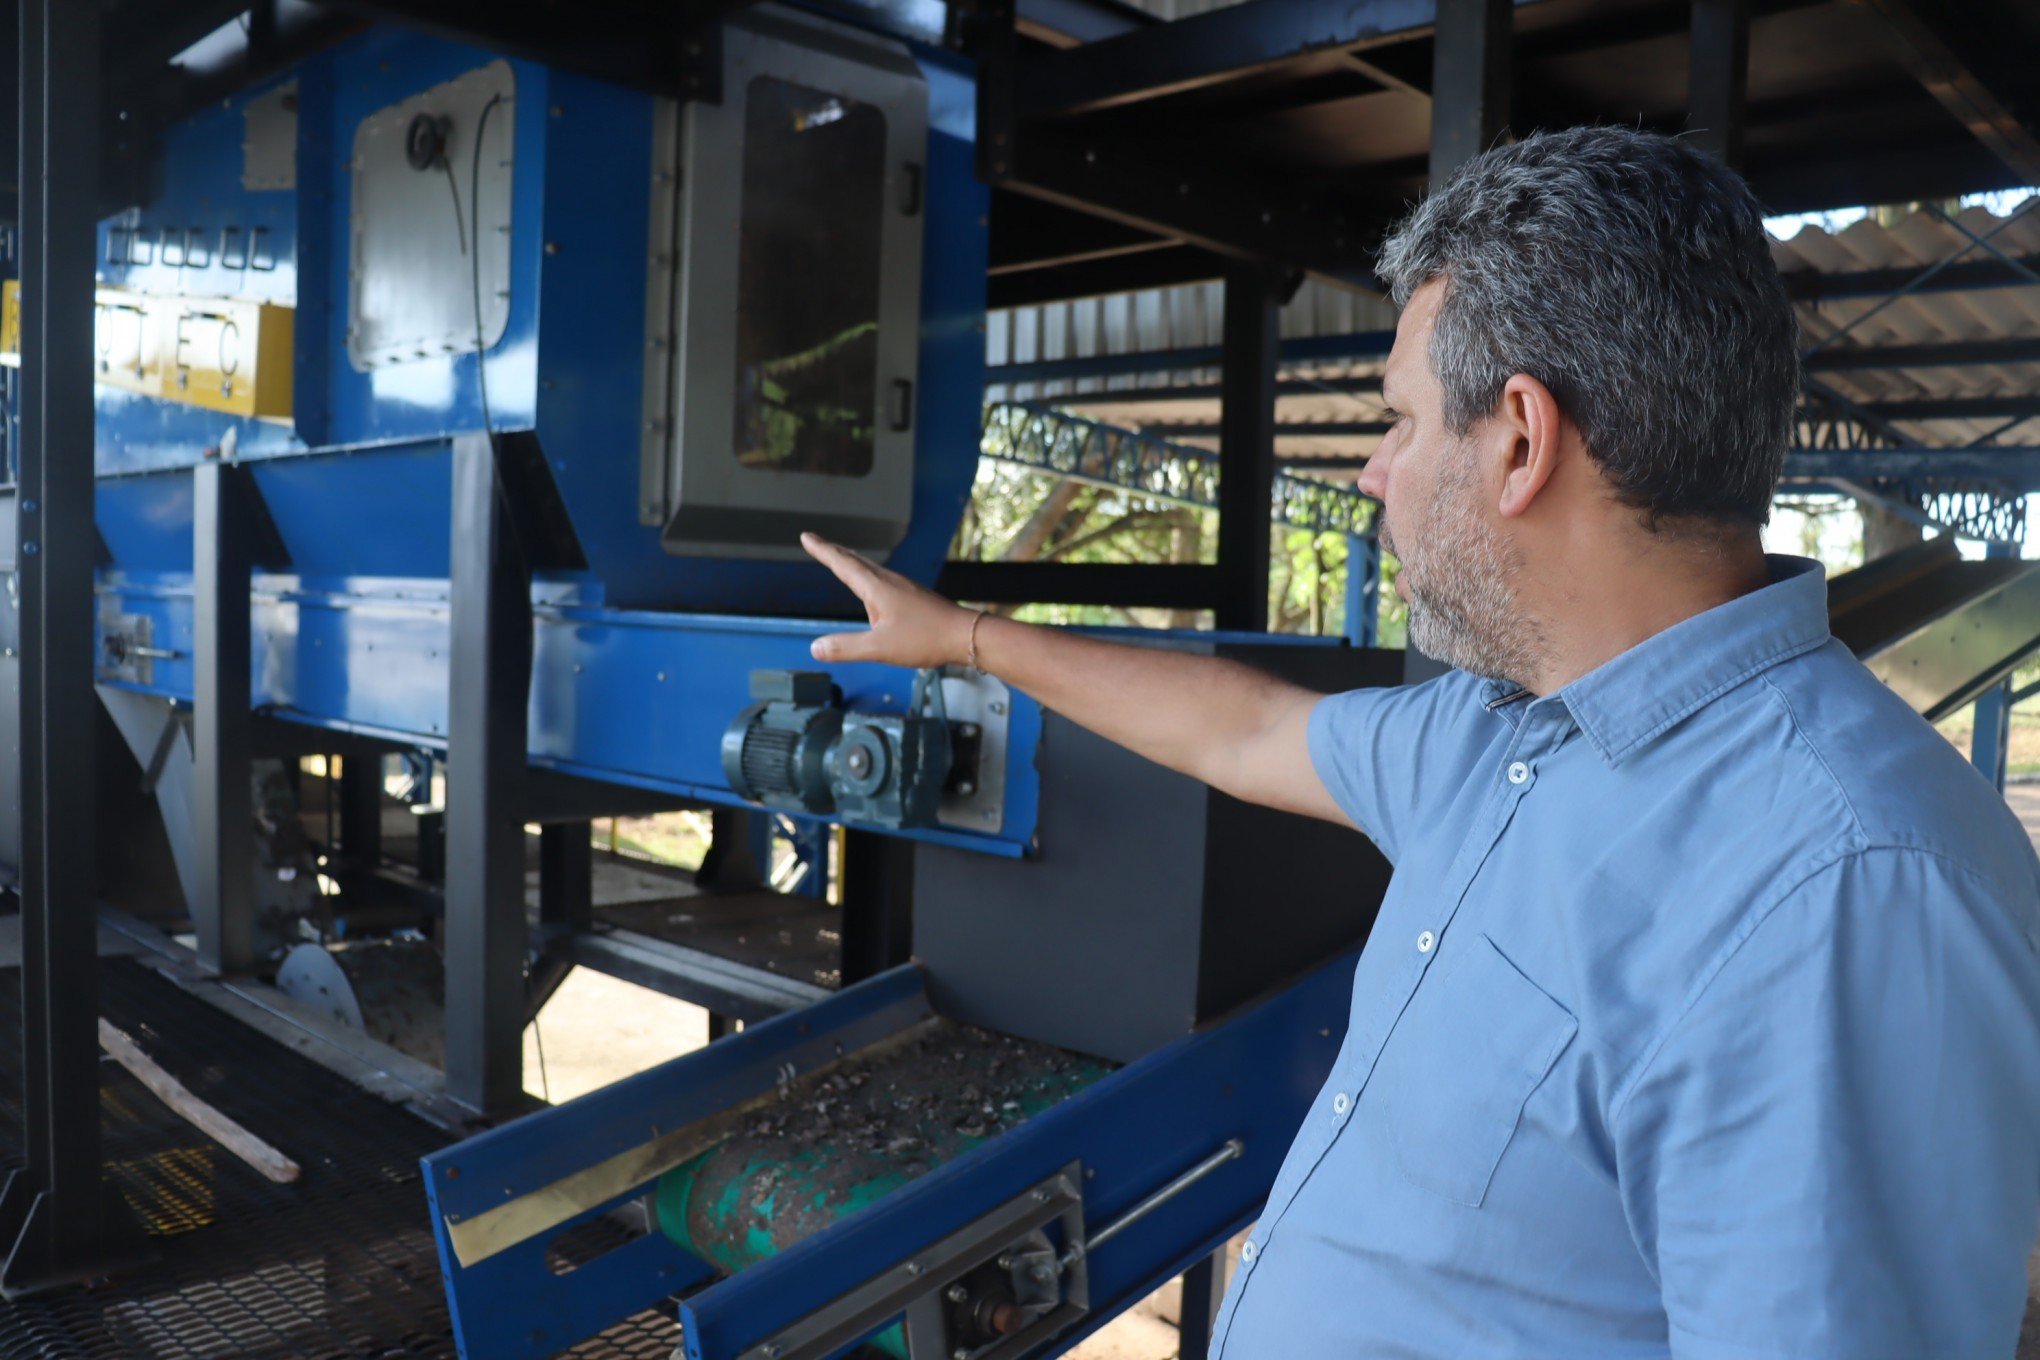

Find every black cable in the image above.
[439,159,467,259]
[469,93,505,436]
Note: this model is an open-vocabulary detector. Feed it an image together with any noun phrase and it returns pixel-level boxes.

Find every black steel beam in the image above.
[338,750,384,873]
[1162,419,1397,437]
[523,767,691,823]
[1430,0,1511,177]
[1048,377,1386,405]
[1845,0,2040,186]
[994,123,1368,282]
[1785,250,2040,302]
[1805,336,2040,372]
[102,0,259,93]
[558,928,830,1023]
[990,332,2038,390]
[442,432,533,1118]
[987,331,1395,386]
[1018,0,1541,119]
[1014,0,1155,47]
[936,562,1223,609]
[0,0,146,1298]
[1783,448,2040,482]
[1868,396,2040,422]
[1179,1252,1227,1360]
[1685,0,1749,167]
[192,461,257,975]
[321,0,732,101]
[840,830,914,986]
[1749,138,2020,219]
[987,240,1232,310]
[1214,269,1282,631]
[538,823,593,936]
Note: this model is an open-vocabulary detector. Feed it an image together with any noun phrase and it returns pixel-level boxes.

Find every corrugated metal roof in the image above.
[989,202,2040,477]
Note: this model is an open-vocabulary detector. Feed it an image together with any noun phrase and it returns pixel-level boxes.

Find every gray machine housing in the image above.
[915,643,1401,1063]
[641,8,929,560]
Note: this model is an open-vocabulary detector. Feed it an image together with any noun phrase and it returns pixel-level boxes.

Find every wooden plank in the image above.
[97,1018,301,1185]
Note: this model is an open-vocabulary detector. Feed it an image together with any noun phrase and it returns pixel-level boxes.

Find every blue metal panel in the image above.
[96,473,194,574]
[420,954,1354,1360]
[91,570,1044,854]
[307,35,545,447]
[249,443,456,579]
[526,54,989,610]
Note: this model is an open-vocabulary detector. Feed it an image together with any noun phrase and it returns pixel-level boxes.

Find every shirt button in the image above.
[1332,1091,1351,1115]
[1507,760,1531,785]
[1416,929,1436,953]
[1240,1240,1259,1264]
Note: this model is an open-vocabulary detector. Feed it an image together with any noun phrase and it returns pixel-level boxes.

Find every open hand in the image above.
[803,533,976,667]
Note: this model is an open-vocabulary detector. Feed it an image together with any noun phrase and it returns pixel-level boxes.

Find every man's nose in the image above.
[1355,449,1388,501]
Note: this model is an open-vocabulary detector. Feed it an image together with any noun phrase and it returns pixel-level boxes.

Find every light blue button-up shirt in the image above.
[1213,555,2040,1359]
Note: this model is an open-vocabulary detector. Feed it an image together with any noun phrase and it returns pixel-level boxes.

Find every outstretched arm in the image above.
[802,534,1349,825]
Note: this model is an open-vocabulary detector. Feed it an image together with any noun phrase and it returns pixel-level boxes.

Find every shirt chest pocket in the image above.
[1370,933,1578,1208]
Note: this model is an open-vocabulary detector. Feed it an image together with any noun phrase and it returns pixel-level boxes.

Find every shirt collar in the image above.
[1483,555,1832,766]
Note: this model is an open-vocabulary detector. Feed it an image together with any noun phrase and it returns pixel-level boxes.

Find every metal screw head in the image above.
[846,747,872,778]
[1033,1189,1051,1203]
[906,1261,924,1277]
[945,1283,969,1303]
[996,1254,1014,1270]
[956,781,976,796]
[764,1346,782,1358]
[954,1350,973,1360]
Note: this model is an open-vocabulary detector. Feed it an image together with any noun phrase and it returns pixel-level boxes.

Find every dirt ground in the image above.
[530,783,2040,1358]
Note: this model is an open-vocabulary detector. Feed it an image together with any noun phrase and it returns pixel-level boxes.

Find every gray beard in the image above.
[1381,454,1541,684]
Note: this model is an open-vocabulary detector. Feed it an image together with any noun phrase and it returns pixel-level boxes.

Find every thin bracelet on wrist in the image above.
[965,609,989,675]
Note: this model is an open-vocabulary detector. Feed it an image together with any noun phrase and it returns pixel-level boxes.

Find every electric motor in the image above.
[722,669,954,829]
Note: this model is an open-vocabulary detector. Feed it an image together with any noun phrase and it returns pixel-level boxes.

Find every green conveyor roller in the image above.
[655,1021,1112,1358]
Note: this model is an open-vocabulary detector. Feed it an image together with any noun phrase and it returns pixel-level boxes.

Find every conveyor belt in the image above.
[1830,539,2040,721]
[0,955,678,1360]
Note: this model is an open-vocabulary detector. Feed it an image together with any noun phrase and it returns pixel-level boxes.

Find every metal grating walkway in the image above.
[0,956,678,1360]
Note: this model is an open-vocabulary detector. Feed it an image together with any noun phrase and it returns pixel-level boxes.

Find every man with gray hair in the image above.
[803,125,2040,1356]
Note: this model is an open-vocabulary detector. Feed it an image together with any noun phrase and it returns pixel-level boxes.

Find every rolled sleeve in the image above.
[1613,847,2040,1360]
[1306,670,1489,863]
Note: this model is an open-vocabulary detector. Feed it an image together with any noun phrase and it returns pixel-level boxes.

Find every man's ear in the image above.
[1494,373,1564,519]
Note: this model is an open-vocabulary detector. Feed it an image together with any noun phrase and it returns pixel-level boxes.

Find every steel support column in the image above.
[840,829,914,986]
[1344,530,1382,648]
[1686,0,1750,166]
[1215,268,1280,631]
[1178,1250,1227,1360]
[192,461,256,974]
[0,0,147,1297]
[538,823,593,936]
[444,432,534,1117]
[1429,0,1510,178]
[1407,0,1510,683]
[338,753,384,875]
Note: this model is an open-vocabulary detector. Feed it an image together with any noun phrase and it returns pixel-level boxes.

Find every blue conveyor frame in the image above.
[420,952,1357,1360]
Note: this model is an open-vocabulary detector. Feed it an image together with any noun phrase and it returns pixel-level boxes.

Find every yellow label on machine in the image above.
[0,281,294,423]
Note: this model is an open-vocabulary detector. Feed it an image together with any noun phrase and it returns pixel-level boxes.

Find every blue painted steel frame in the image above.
[421,953,1355,1360]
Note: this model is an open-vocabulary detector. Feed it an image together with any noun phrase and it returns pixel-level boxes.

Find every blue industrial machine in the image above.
[47,5,1395,1356]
